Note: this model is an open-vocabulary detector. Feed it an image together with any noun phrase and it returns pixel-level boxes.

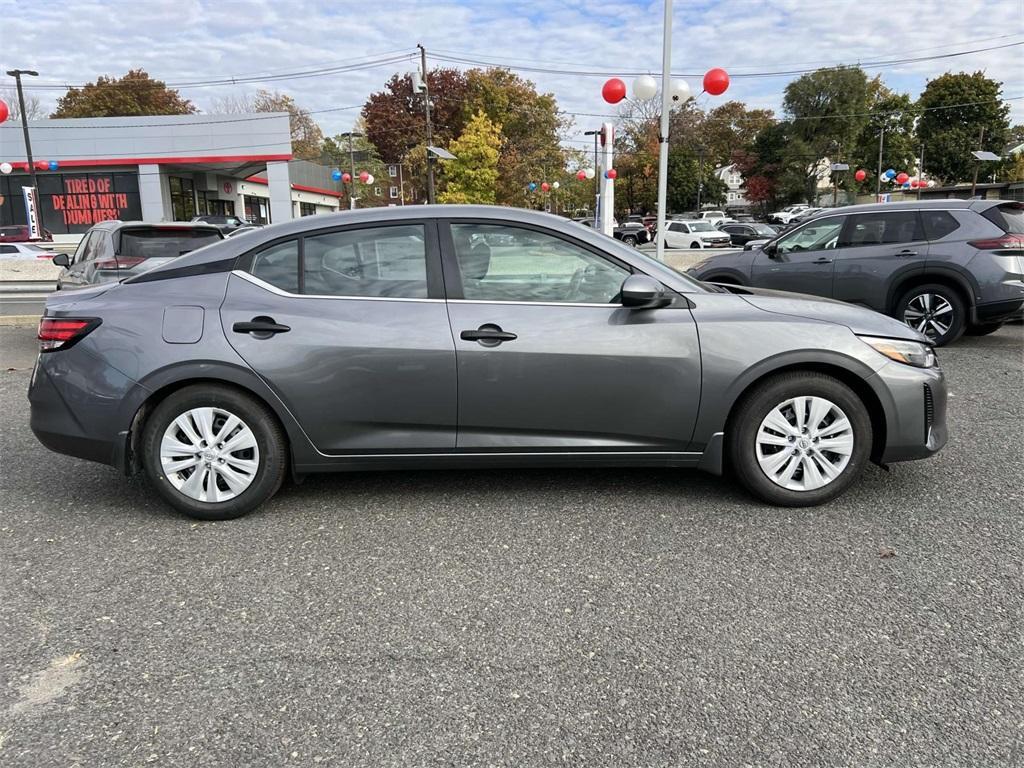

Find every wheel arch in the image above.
[887,268,976,316]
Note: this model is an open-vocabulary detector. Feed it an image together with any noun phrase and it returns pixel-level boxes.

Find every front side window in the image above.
[450,223,629,304]
[839,212,923,247]
[921,210,961,241]
[303,225,427,298]
[775,218,844,254]
[250,240,299,293]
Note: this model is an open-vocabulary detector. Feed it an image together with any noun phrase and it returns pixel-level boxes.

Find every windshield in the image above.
[689,222,716,232]
[119,228,222,259]
[753,224,776,235]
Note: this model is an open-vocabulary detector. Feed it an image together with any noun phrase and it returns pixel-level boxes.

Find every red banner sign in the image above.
[50,177,132,226]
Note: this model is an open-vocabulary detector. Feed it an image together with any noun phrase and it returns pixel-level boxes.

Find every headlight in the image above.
[860,336,936,368]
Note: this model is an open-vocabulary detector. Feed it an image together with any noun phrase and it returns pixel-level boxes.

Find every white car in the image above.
[0,243,56,259]
[660,220,733,249]
[768,205,810,225]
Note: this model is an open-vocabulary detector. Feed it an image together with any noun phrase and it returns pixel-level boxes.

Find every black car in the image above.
[53,221,223,289]
[192,214,253,234]
[687,199,1024,346]
[572,217,651,247]
[720,222,780,246]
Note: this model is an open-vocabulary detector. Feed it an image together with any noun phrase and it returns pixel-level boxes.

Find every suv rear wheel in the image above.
[895,283,966,347]
[142,385,287,520]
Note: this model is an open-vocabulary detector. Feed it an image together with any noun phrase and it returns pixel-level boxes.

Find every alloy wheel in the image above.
[903,293,953,341]
[755,396,854,492]
[160,407,260,503]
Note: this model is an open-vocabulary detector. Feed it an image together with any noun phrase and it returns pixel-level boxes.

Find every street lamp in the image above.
[5,69,41,234]
[583,129,602,226]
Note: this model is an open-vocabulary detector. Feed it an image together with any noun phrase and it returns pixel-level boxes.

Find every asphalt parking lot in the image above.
[1,323,1022,767]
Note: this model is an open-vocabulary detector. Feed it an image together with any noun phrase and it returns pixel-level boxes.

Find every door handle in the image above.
[460,324,517,346]
[812,257,833,264]
[233,316,291,337]
[894,249,918,257]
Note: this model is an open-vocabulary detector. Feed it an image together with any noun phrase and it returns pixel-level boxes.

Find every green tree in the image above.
[252,90,324,161]
[321,124,389,207]
[698,101,776,168]
[917,71,1011,183]
[666,145,726,213]
[52,69,195,117]
[438,111,502,204]
[852,88,920,191]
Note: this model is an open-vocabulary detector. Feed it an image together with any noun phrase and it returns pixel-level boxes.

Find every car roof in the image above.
[812,199,1001,217]
[91,220,222,231]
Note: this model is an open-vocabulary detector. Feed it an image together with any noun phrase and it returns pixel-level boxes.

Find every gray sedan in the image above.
[30,206,947,520]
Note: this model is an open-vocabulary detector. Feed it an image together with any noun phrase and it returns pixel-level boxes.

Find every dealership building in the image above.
[0,112,345,242]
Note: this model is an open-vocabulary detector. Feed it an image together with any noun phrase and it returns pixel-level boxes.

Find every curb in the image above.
[0,315,40,327]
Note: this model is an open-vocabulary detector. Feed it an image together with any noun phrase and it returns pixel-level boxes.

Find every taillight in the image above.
[968,234,1024,251]
[37,317,101,352]
[95,257,146,270]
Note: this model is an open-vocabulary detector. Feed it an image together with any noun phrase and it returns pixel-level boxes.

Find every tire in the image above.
[728,372,872,507]
[894,283,966,347]
[965,322,1004,336]
[690,241,702,249]
[141,384,288,520]
[622,234,637,246]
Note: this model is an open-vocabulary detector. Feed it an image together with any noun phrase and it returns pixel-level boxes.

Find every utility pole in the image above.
[397,163,405,205]
[695,147,705,211]
[584,129,601,226]
[917,145,925,201]
[654,0,672,262]
[875,126,885,198]
[417,44,436,204]
[6,69,40,230]
[971,127,985,198]
[348,132,358,209]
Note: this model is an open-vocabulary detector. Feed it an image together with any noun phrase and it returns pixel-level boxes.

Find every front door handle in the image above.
[233,316,291,338]
[812,257,833,264]
[460,324,517,346]
[894,249,918,257]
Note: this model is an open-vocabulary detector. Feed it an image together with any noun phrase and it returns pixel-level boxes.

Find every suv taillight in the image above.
[968,234,1024,251]
[95,257,146,270]
[37,317,101,352]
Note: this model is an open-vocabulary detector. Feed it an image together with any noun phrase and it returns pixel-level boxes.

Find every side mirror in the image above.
[621,274,672,309]
[763,242,779,258]
[52,253,70,268]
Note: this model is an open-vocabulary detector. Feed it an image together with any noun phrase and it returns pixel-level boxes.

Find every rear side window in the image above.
[982,203,1024,234]
[921,210,961,241]
[119,228,222,260]
[251,240,299,293]
[840,212,923,246]
[303,225,428,298]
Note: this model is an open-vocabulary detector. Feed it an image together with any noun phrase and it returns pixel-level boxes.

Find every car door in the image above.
[441,220,702,451]
[662,221,692,249]
[220,221,457,453]
[750,215,844,297]
[832,210,926,313]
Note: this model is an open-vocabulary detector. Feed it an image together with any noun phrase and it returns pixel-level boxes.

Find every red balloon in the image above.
[854,169,867,182]
[602,78,627,104]
[0,100,8,123]
[341,172,352,183]
[576,170,587,181]
[359,171,370,183]
[541,182,550,192]
[703,68,730,96]
[605,168,617,180]
[36,160,49,170]
[896,172,908,184]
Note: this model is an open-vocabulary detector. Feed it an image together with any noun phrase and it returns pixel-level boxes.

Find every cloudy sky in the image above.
[2,0,1022,153]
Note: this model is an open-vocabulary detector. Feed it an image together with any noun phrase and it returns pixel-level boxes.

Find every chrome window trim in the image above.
[232,270,444,303]
[448,298,620,308]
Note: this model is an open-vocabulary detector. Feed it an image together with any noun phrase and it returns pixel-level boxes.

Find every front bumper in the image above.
[874,360,948,463]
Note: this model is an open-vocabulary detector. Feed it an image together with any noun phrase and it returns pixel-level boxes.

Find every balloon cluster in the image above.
[575,168,596,181]
[527,181,563,192]
[0,160,59,174]
[602,68,728,106]
[331,169,373,184]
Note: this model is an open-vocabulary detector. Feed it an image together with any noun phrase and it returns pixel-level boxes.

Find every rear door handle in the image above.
[460,324,517,346]
[812,257,833,264]
[895,249,918,257]
[233,316,291,337]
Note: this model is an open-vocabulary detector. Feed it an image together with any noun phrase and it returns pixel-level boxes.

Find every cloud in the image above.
[1,0,1021,151]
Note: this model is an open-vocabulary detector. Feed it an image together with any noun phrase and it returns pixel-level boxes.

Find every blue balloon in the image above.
[528,182,537,191]
[902,181,911,188]
[331,169,342,182]
[885,168,896,179]
[48,160,59,171]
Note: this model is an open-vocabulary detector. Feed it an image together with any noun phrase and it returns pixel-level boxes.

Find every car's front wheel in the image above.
[728,372,872,506]
[141,384,287,520]
[622,234,637,246]
[690,241,702,249]
[895,283,966,346]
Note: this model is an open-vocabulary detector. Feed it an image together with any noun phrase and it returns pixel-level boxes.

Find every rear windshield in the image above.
[690,221,716,232]
[983,203,1024,234]
[119,228,222,259]
[0,226,28,237]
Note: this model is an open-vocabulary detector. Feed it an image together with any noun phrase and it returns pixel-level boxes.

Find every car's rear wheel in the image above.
[142,385,287,520]
[965,321,1004,336]
[895,283,966,346]
[728,372,872,506]
[622,234,637,246]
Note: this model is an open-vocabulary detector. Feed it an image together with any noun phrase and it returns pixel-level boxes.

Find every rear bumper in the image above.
[875,362,948,463]
[974,298,1024,324]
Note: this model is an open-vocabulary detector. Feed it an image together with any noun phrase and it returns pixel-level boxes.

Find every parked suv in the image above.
[53,221,223,289]
[687,200,1024,345]
[660,219,732,249]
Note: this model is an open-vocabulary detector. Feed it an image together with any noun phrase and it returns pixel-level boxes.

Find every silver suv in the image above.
[688,200,1024,345]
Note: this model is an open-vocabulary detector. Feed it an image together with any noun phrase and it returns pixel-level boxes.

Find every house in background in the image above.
[714,164,748,210]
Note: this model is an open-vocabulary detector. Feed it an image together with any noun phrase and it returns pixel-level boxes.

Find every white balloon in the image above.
[927,180,936,187]
[365,174,375,185]
[670,79,691,102]
[0,162,11,174]
[632,74,658,101]
[552,181,560,189]
[584,168,595,180]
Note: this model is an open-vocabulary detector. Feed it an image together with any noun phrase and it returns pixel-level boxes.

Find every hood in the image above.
[730,286,929,342]
[688,249,754,274]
